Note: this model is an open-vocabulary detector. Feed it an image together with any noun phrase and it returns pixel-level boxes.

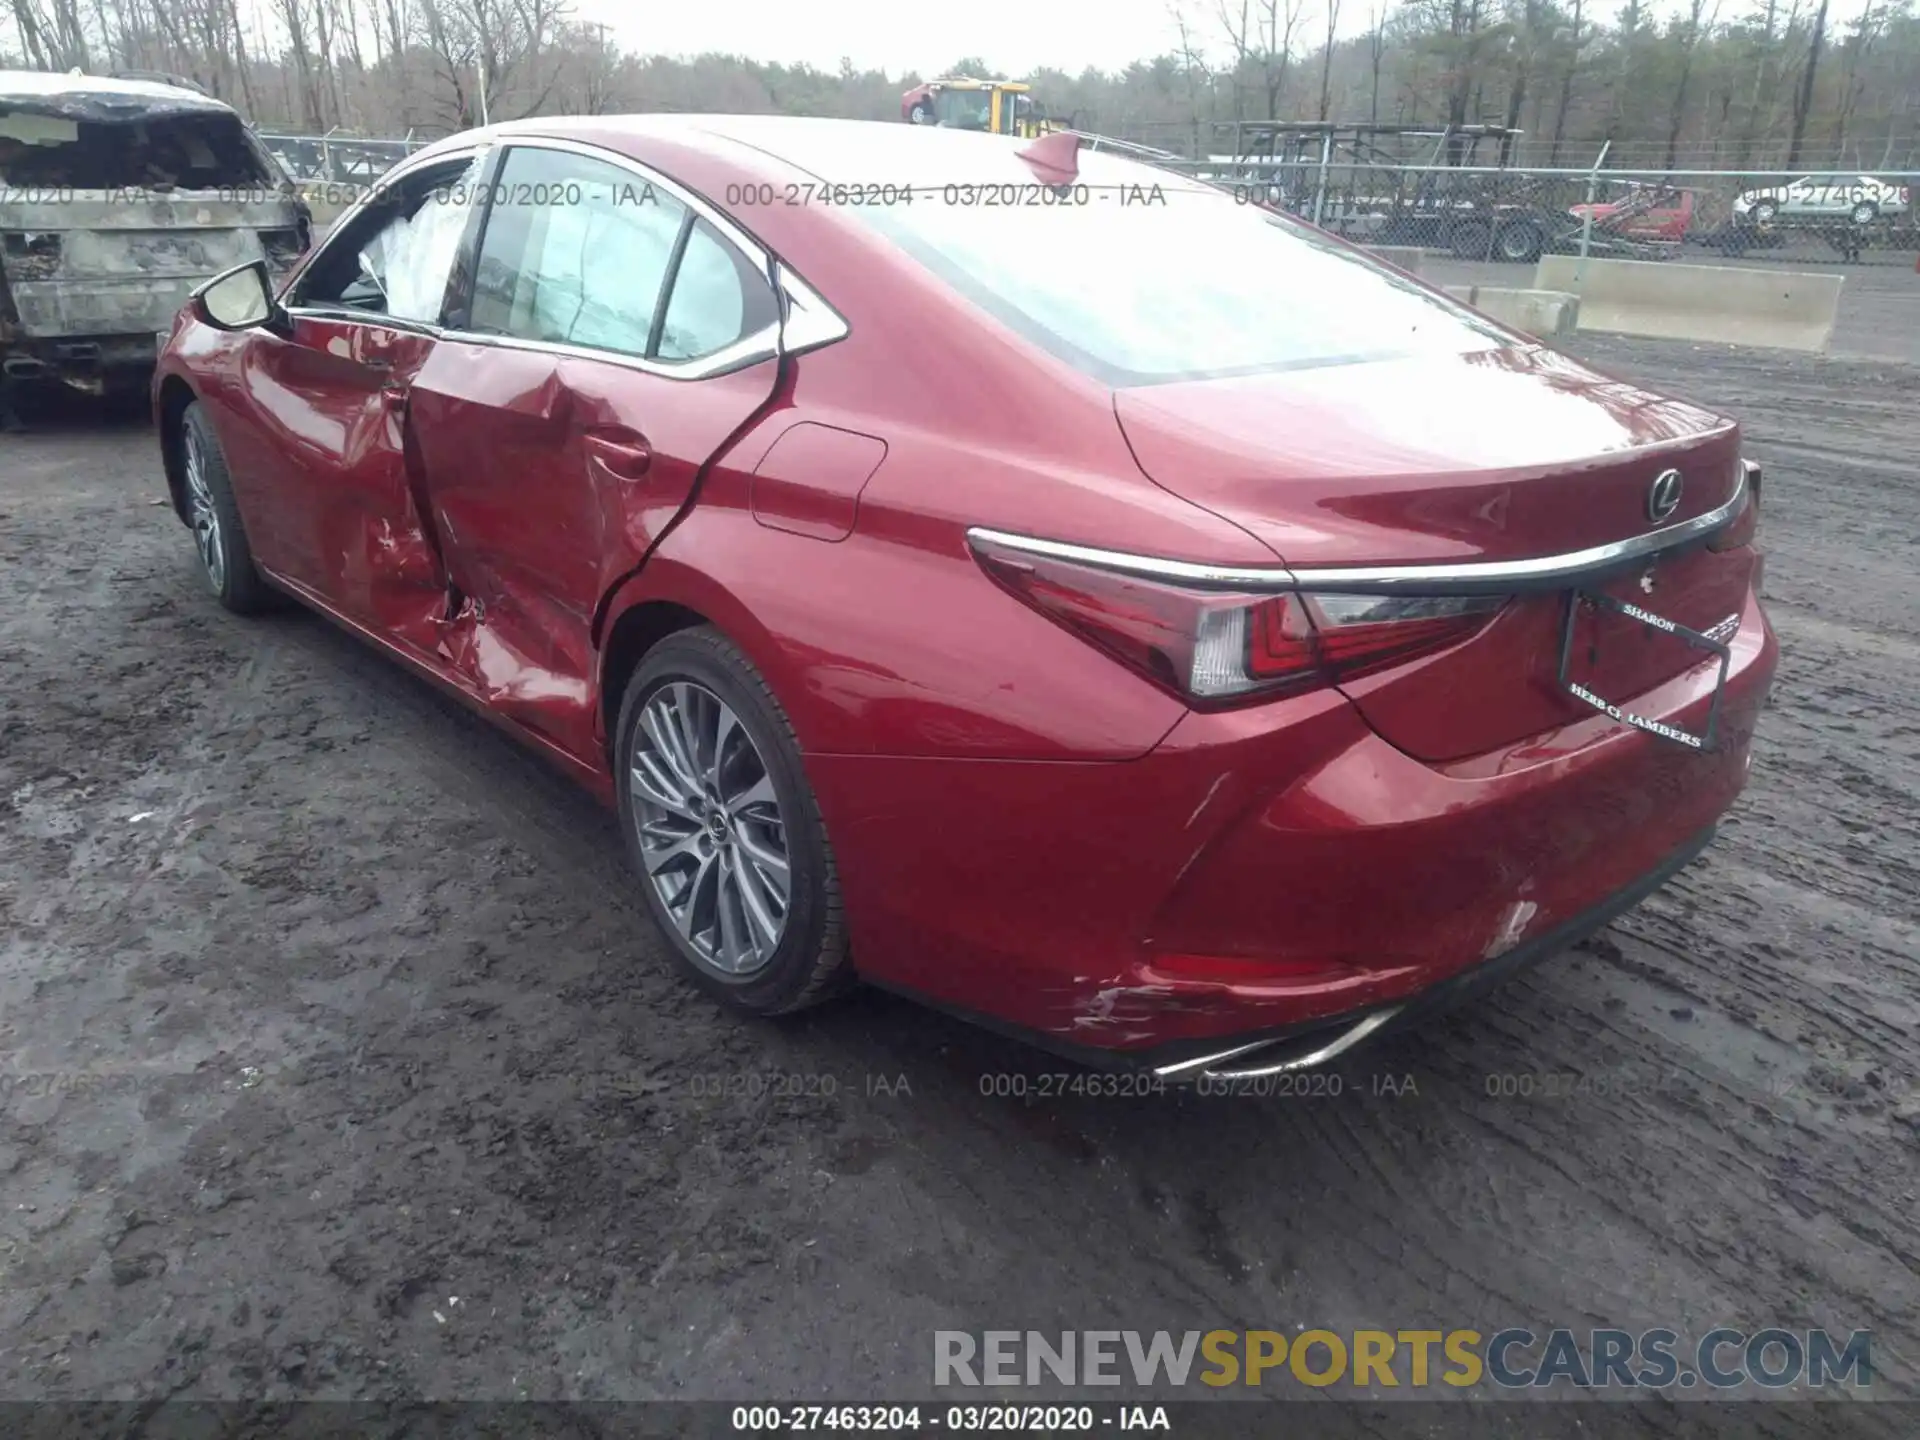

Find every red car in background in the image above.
[1568,184,1696,243]
[154,117,1775,1082]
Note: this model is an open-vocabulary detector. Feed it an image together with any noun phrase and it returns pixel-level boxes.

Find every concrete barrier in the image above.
[1364,244,1424,275]
[1442,285,1581,339]
[1533,255,1842,353]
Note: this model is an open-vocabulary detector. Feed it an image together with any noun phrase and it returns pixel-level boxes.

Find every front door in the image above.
[222,154,483,650]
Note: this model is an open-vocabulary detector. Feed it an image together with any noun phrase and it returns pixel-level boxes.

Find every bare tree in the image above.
[413,0,569,128]
[1216,0,1306,121]
[1318,0,1343,119]
[1665,0,1722,168]
[1171,1,1216,155]
[1547,0,1586,163]
[1365,0,1393,123]
[8,0,1920,170]
[1786,0,1831,166]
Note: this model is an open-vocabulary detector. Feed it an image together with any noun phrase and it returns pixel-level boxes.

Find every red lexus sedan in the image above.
[152,116,1775,1081]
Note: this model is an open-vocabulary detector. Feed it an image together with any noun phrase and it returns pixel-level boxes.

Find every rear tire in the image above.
[180,401,274,615]
[614,627,852,1016]
[1848,201,1878,226]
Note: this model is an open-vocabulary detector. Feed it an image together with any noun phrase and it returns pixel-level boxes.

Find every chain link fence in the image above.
[258,130,427,184]
[257,126,1918,270]
[1154,150,1919,270]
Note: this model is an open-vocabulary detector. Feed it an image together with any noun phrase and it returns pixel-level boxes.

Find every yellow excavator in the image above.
[899,78,1063,139]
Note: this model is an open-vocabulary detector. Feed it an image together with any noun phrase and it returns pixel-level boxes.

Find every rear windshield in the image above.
[856,169,1507,386]
[0,110,273,190]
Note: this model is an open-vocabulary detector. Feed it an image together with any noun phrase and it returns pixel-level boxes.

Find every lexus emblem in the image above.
[1647,468,1684,522]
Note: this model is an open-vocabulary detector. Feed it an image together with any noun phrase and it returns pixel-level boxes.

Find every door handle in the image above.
[380,384,408,414]
[584,431,652,479]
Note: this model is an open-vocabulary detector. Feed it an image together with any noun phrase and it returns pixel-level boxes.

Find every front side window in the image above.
[470,147,686,356]
[294,155,481,324]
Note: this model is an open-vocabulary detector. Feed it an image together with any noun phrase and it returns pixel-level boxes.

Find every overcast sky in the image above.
[577,0,1884,78]
[579,0,1208,77]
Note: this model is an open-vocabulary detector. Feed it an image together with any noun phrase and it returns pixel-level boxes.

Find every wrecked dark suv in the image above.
[0,71,309,394]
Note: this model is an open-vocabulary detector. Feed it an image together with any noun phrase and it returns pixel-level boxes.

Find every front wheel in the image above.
[615,627,852,1015]
[1750,199,1779,225]
[180,401,274,614]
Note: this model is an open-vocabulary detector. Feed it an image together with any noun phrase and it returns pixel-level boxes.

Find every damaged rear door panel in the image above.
[405,142,785,763]
[1,71,307,385]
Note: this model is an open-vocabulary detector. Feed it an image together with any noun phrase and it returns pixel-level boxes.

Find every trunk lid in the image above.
[1113,346,1752,761]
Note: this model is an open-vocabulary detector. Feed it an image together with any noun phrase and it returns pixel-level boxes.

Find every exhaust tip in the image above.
[1153,1006,1402,1083]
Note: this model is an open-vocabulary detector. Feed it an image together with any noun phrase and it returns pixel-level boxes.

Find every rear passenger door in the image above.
[406,141,783,763]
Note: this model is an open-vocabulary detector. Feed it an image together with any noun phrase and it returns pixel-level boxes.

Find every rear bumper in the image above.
[809,586,1776,1056]
[1121,824,1714,1080]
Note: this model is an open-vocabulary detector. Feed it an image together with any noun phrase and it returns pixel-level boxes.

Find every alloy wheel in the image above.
[628,680,790,977]
[183,426,226,593]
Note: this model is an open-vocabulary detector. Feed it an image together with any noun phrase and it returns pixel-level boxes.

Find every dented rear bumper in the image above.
[808,585,1776,1059]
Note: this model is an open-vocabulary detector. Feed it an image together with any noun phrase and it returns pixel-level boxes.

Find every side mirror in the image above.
[191,259,283,333]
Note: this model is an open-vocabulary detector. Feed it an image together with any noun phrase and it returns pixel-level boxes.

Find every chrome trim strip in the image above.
[970,467,1749,596]
[281,305,443,341]
[967,527,1303,588]
[1153,1007,1403,1081]
[438,324,780,382]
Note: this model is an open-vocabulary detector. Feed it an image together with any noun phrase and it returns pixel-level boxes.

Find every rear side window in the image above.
[856,162,1508,385]
[469,146,777,367]
[471,147,686,356]
[657,219,780,362]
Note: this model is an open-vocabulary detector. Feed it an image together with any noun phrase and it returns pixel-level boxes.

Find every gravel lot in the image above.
[0,337,1915,1434]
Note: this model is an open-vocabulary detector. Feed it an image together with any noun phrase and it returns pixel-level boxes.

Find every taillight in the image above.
[1708,459,1761,552]
[971,535,1505,705]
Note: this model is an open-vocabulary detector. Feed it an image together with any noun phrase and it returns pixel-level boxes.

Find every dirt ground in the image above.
[0,337,1915,1434]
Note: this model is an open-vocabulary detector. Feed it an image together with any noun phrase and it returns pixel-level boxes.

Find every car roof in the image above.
[489,113,1205,193]
[0,68,235,114]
